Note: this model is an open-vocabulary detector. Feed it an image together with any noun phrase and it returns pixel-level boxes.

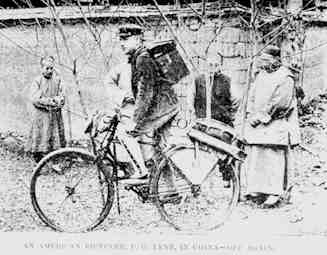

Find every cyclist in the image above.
[105,24,179,179]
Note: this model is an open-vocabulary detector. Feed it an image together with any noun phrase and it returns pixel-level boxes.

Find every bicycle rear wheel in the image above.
[30,148,114,232]
[151,144,239,231]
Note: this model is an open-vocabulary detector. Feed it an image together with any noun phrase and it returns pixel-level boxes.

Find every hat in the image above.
[262,45,281,58]
[40,55,55,66]
[118,24,144,39]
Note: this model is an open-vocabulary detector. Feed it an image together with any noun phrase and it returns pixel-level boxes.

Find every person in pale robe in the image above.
[243,45,300,207]
[26,56,66,163]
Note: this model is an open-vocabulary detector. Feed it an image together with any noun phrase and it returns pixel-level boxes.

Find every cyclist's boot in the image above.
[129,158,156,179]
[128,161,149,179]
[129,172,148,179]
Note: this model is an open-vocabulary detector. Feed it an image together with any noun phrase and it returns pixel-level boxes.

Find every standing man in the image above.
[117,24,179,178]
[27,56,66,163]
[193,57,235,126]
[243,45,300,207]
[192,57,236,187]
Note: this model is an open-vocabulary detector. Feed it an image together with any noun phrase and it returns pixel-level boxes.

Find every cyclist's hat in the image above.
[118,24,144,39]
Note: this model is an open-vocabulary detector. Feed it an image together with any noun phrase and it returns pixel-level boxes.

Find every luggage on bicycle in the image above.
[187,118,246,160]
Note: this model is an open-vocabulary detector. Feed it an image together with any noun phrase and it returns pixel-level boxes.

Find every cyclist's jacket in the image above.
[128,46,179,131]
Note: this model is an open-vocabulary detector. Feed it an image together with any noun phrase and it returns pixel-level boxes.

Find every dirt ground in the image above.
[1,111,327,237]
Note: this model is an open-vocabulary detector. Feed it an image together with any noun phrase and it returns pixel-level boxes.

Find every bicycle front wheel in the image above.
[151,144,240,231]
[30,148,114,232]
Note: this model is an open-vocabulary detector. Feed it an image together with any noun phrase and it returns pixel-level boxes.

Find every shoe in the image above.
[244,192,260,200]
[262,195,280,209]
[245,193,268,205]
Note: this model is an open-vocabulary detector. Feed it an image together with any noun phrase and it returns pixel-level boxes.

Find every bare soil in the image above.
[1,117,327,236]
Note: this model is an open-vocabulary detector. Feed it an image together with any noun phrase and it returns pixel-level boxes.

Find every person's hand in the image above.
[121,95,135,107]
[45,98,60,111]
[97,112,112,134]
[53,96,64,107]
[123,120,140,137]
[44,98,57,107]
[124,121,137,133]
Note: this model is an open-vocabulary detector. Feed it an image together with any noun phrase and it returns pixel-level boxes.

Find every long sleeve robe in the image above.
[26,73,66,153]
[243,66,300,196]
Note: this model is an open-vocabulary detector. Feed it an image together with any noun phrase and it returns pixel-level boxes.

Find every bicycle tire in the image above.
[30,148,114,232]
[151,144,240,231]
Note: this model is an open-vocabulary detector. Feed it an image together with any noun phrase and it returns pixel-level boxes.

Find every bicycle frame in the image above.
[87,114,120,175]
[89,112,178,177]
[87,113,237,202]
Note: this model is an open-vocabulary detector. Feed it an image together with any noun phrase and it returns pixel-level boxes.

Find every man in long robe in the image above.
[243,45,300,207]
[26,56,66,162]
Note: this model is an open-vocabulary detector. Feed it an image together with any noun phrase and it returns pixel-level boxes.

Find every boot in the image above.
[128,160,150,179]
[262,195,280,208]
[129,170,148,179]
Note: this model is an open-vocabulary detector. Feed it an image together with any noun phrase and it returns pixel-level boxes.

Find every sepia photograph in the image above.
[0,0,326,254]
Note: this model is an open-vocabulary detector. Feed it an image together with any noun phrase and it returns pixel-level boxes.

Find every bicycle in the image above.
[30,111,244,232]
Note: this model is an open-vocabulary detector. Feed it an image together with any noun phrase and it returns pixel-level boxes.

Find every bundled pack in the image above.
[147,40,190,85]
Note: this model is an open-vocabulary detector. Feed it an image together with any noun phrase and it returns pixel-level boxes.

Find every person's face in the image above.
[256,53,275,70]
[120,35,140,54]
[41,60,54,79]
[208,59,221,74]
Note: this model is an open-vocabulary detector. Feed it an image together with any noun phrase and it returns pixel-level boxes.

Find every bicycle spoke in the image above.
[31,150,114,232]
[153,145,239,231]
[74,196,100,224]
[74,187,107,197]
[70,164,93,190]
[48,194,72,228]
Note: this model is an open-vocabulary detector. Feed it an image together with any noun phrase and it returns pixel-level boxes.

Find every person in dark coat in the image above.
[192,57,236,187]
[193,57,234,126]
[118,24,179,178]
[26,56,66,163]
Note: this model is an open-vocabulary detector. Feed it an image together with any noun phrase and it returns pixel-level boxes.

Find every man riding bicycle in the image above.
[104,24,179,179]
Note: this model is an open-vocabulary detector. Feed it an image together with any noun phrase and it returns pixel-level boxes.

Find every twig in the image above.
[253,21,291,58]
[185,3,203,20]
[240,0,258,138]
[45,0,89,120]
[76,0,108,67]
[204,21,225,58]
[260,20,288,42]
[298,144,325,162]
[151,0,198,74]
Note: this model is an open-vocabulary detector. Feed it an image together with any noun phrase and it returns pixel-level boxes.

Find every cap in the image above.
[262,45,281,58]
[40,55,55,66]
[118,24,144,39]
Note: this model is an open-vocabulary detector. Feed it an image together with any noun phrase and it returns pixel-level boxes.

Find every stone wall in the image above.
[0,16,251,141]
[301,26,327,103]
